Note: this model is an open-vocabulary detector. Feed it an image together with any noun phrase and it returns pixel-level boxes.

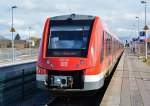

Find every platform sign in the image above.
[140,31,145,36]
[139,31,146,42]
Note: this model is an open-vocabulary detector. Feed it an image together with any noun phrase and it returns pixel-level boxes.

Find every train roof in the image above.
[50,14,95,20]
[101,21,121,43]
[50,14,122,43]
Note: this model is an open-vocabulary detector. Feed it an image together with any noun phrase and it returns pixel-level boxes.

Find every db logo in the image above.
[60,61,68,67]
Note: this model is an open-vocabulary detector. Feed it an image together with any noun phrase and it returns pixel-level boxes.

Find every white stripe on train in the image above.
[84,71,105,82]
[36,71,106,83]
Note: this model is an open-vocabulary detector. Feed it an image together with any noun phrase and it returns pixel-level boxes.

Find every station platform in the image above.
[101,48,150,106]
[0,56,37,68]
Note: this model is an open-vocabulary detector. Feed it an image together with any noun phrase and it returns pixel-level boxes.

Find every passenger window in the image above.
[106,32,109,56]
[109,35,112,55]
[100,31,104,63]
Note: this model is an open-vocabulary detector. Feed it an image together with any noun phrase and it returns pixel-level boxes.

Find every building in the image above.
[0,40,11,48]
[0,39,28,49]
[14,40,27,49]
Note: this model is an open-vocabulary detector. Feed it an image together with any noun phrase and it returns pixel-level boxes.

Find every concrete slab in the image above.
[100,53,125,106]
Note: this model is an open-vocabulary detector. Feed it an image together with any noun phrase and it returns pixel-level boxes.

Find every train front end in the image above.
[36,14,104,94]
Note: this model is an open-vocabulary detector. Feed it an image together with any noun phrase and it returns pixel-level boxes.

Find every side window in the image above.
[109,35,112,55]
[100,31,104,63]
[113,38,115,54]
[113,38,116,53]
[106,32,108,56]
[115,40,117,52]
[106,32,111,56]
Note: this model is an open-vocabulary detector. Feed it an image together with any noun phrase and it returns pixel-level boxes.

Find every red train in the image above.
[36,14,124,95]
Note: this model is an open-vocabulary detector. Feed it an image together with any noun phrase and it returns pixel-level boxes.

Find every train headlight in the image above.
[75,60,85,68]
[46,59,50,65]
[80,60,85,65]
[50,63,54,67]
[46,59,54,68]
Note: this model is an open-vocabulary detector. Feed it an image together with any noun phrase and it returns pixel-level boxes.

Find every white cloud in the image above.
[0,19,10,25]
[21,0,35,10]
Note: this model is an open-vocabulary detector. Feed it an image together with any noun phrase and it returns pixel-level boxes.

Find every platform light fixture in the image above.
[135,16,141,56]
[135,16,140,35]
[10,5,18,62]
[141,0,149,60]
[28,27,32,56]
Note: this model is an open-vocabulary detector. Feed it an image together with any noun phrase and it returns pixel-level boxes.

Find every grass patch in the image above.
[141,56,147,62]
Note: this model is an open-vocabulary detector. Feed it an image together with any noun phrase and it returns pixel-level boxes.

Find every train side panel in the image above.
[84,17,105,90]
[36,18,50,89]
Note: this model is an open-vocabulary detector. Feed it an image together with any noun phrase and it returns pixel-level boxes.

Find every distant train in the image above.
[36,14,124,95]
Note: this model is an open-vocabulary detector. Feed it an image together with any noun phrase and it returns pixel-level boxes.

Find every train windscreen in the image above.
[46,20,94,57]
[49,26,90,49]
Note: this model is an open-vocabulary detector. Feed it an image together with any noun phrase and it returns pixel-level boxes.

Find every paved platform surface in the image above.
[101,48,150,106]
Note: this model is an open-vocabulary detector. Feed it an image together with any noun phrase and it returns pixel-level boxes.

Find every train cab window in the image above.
[46,19,94,57]
[100,31,104,63]
[49,26,89,49]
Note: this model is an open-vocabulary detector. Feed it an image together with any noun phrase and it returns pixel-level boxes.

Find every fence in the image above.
[0,61,36,106]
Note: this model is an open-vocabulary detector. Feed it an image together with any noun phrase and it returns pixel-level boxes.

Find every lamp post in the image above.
[141,0,149,60]
[132,24,137,53]
[136,16,140,55]
[10,6,17,62]
[28,27,32,56]
[135,16,140,35]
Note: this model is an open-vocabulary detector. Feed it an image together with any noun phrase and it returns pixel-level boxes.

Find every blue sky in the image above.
[0,0,150,42]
